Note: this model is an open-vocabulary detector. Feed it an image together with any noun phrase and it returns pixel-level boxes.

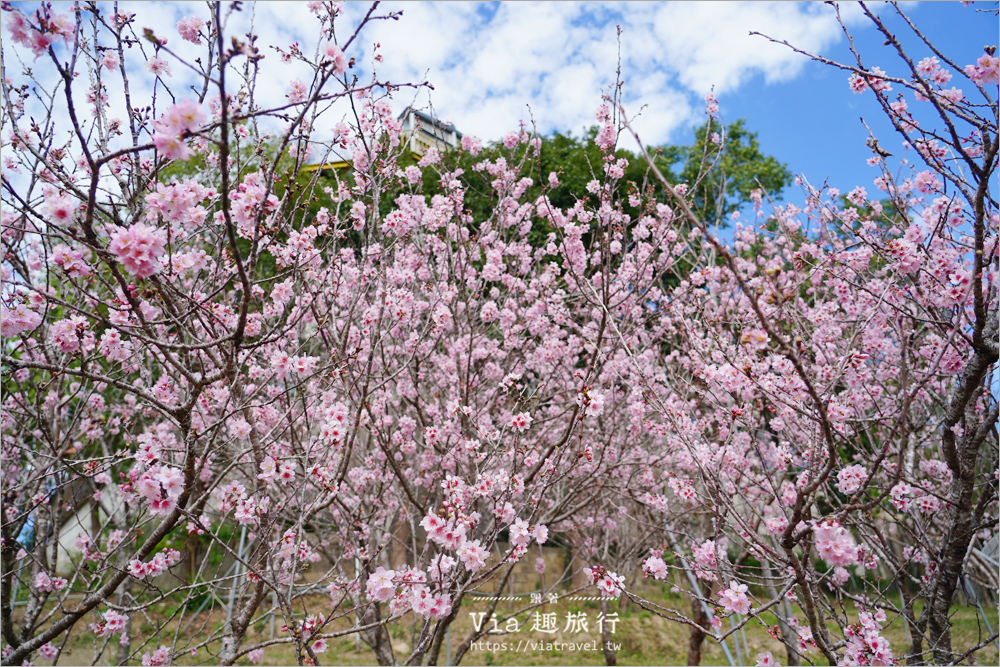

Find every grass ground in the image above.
[32,581,998,665]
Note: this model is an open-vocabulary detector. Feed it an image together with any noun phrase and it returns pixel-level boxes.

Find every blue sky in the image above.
[268,1,995,197]
[710,2,997,198]
[4,1,996,202]
[345,0,994,199]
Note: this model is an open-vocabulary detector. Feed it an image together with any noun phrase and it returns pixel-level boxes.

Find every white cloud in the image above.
[1,1,869,166]
[639,2,857,95]
[351,1,867,146]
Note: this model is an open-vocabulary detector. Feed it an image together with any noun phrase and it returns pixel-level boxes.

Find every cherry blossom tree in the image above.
[612,4,998,666]
[0,3,675,665]
[1,2,996,667]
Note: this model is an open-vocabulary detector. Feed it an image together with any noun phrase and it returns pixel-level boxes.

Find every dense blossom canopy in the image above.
[0,2,996,667]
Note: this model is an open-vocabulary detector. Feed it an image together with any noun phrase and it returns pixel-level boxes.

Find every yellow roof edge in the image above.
[304,161,352,173]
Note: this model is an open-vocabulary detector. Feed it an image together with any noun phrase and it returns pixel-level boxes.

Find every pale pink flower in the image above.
[101,50,120,70]
[510,412,532,432]
[1,304,43,337]
[755,651,780,666]
[33,571,53,592]
[258,456,278,483]
[718,580,752,615]
[967,54,999,84]
[160,99,206,134]
[177,16,205,44]
[108,223,168,278]
[105,609,128,633]
[642,556,668,580]
[814,520,857,567]
[228,417,252,439]
[848,72,869,94]
[836,464,868,495]
[366,566,396,603]
[49,316,94,353]
[145,56,172,77]
[153,132,190,160]
[286,78,308,103]
[889,482,913,511]
[42,190,79,226]
[50,12,76,43]
[461,135,482,155]
[692,540,720,581]
[765,516,788,535]
[595,123,616,150]
[51,244,92,277]
[99,329,133,362]
[597,571,624,598]
[509,518,531,547]
[141,645,170,666]
[323,43,348,75]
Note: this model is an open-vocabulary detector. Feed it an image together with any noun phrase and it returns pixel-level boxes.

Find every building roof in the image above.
[303,160,351,173]
[399,107,463,139]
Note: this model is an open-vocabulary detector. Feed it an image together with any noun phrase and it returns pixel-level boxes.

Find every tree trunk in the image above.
[761,559,800,665]
[219,580,267,665]
[363,622,397,666]
[687,592,708,666]
[357,592,397,665]
[426,610,456,665]
[115,576,134,666]
[927,347,997,664]
[601,597,618,666]
[900,581,925,665]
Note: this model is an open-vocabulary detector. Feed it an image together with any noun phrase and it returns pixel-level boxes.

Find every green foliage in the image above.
[396,118,790,243]
[668,118,792,225]
[536,128,644,211]
[212,117,787,263]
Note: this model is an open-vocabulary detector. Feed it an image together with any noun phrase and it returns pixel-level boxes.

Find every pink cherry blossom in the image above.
[509,518,531,547]
[145,56,172,77]
[152,131,190,160]
[101,50,120,70]
[0,5,993,666]
[141,645,170,666]
[642,555,668,580]
[1,303,43,337]
[108,223,167,278]
[836,464,868,495]
[510,412,532,432]
[48,316,95,353]
[42,190,79,226]
[755,651,780,666]
[51,244,93,277]
[160,99,206,135]
[597,571,625,598]
[814,520,858,567]
[457,539,488,572]
[286,78,308,103]
[38,643,59,660]
[718,580,752,615]
[323,42,347,75]
[177,16,205,44]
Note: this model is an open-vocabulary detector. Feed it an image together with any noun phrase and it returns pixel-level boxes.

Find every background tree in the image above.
[661,118,792,227]
[358,117,791,249]
[0,2,995,667]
